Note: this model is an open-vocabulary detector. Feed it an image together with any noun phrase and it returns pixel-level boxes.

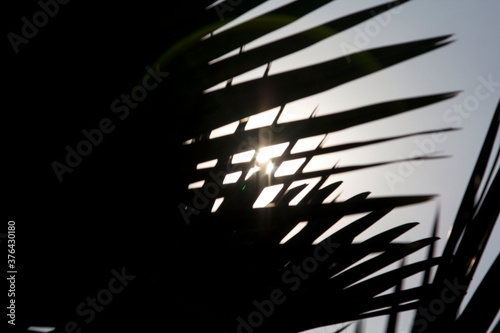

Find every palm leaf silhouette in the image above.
[151,1,499,332]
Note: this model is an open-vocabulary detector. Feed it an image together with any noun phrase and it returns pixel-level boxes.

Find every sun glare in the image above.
[245,166,261,180]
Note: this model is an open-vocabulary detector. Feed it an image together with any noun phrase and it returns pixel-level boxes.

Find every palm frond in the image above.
[157,2,500,332]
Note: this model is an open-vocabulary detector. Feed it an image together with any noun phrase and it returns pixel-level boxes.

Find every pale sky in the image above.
[202,1,500,332]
